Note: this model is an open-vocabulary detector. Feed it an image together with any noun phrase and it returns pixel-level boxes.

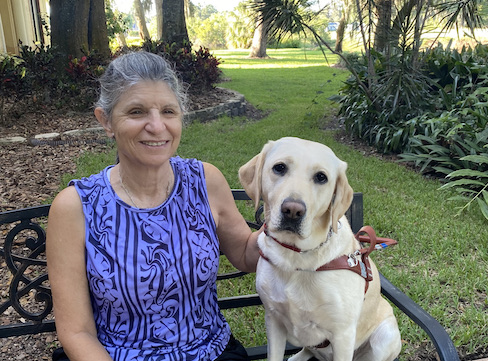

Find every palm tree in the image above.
[247,0,484,104]
[250,0,484,54]
[249,18,270,58]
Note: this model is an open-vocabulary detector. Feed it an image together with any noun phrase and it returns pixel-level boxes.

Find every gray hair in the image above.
[96,51,188,118]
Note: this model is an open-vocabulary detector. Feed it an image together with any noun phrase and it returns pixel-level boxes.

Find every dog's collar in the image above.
[263,222,340,254]
[260,225,398,294]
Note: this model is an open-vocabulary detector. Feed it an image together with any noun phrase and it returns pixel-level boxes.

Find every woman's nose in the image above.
[145,110,166,133]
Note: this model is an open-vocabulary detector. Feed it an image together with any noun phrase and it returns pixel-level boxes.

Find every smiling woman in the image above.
[95,80,183,201]
[45,51,262,361]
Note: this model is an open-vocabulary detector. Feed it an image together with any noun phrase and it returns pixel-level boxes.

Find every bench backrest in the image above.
[0,192,363,339]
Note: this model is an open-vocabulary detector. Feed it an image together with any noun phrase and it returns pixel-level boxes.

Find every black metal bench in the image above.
[0,190,460,360]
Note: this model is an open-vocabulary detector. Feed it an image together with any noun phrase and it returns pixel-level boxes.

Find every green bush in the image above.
[331,49,435,153]
[139,39,222,92]
[12,43,104,110]
[0,41,222,119]
[333,43,488,219]
[0,55,26,122]
[440,153,488,219]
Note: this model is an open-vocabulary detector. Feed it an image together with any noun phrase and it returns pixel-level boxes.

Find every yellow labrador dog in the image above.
[239,137,401,361]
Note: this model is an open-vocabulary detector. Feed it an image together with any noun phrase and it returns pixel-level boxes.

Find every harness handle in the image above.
[356,226,398,251]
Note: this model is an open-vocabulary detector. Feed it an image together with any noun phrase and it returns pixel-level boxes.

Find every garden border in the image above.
[0,87,246,146]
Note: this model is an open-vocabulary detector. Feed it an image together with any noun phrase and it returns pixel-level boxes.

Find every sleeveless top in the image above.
[70,157,231,361]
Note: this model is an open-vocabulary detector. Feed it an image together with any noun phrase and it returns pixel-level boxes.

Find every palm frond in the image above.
[245,0,312,42]
[434,0,484,38]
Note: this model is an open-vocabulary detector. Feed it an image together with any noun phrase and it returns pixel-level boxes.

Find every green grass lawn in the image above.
[63,48,487,360]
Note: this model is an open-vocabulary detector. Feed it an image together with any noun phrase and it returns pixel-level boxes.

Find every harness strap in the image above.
[258,225,398,350]
[260,226,398,293]
[314,226,379,293]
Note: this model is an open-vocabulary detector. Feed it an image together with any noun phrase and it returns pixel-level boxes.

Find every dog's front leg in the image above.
[331,329,356,361]
[265,312,288,361]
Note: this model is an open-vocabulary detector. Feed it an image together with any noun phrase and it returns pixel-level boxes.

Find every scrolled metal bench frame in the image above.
[0,191,460,361]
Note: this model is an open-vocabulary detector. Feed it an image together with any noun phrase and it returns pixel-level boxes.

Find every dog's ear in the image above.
[331,161,353,232]
[239,141,274,209]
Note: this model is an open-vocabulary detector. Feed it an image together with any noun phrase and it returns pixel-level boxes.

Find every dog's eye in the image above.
[314,172,328,184]
[272,163,287,176]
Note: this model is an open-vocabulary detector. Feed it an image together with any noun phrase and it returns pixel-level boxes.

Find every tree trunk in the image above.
[50,0,90,58]
[134,0,151,41]
[249,19,268,58]
[373,0,392,53]
[155,0,163,40]
[116,32,128,48]
[335,15,346,53]
[162,0,190,45]
[50,0,110,58]
[88,0,110,57]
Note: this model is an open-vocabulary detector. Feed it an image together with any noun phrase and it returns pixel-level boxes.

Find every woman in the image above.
[47,51,261,361]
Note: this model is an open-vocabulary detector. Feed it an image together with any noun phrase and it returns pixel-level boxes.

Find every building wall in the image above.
[0,0,17,54]
[0,0,49,55]
[0,14,5,53]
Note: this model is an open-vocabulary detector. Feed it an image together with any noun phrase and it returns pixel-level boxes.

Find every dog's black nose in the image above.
[281,198,306,220]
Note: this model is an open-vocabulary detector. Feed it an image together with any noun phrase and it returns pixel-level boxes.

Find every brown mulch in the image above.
[0,88,255,211]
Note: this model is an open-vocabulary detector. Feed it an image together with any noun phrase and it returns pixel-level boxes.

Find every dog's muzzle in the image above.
[279,198,306,233]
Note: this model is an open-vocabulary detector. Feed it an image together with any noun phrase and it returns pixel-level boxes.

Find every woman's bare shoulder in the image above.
[48,186,84,226]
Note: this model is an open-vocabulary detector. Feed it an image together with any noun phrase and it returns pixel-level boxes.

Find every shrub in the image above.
[0,55,26,122]
[14,43,105,110]
[333,43,488,154]
[140,39,222,92]
[400,111,488,176]
[19,42,62,99]
[440,153,488,220]
[333,42,488,219]
[331,49,435,153]
[1,41,222,117]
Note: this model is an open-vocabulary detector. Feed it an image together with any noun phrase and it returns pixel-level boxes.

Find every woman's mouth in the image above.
[142,140,168,146]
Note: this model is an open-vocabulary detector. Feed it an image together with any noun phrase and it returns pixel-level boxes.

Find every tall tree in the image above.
[373,0,392,52]
[334,0,351,53]
[155,0,163,40]
[50,0,110,58]
[89,0,111,54]
[248,18,269,58]
[133,0,151,40]
[161,0,190,44]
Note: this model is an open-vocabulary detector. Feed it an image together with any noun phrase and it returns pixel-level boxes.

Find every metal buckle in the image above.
[347,250,361,267]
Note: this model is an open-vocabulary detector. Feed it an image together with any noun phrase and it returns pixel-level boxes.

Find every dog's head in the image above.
[239,137,353,240]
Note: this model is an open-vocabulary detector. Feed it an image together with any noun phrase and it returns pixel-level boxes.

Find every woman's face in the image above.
[107,80,183,168]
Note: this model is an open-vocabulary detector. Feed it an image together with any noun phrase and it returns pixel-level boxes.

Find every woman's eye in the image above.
[128,109,143,116]
[314,172,328,184]
[272,163,287,176]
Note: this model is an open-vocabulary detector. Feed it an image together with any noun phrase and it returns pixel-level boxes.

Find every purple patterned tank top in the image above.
[70,157,231,360]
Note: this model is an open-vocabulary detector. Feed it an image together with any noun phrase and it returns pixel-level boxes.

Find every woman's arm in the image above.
[204,163,261,273]
[46,186,113,361]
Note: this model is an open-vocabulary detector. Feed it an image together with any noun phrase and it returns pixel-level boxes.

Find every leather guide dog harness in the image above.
[259,224,398,349]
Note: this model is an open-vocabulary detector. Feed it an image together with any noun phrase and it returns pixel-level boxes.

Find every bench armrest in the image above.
[379,273,460,361]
